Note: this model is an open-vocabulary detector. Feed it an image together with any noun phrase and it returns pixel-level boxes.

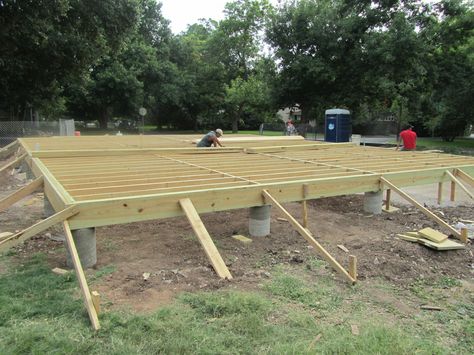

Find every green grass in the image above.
[0,254,472,354]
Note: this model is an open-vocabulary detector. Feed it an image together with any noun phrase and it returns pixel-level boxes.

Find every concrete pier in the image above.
[363,191,383,214]
[66,228,97,269]
[249,205,271,237]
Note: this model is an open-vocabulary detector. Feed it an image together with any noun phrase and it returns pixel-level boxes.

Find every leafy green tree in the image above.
[0,0,139,120]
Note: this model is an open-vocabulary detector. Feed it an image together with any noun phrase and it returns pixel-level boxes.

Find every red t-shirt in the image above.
[400,129,417,150]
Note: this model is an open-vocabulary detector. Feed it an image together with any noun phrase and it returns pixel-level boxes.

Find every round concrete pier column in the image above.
[44,196,55,218]
[66,228,97,269]
[363,191,383,214]
[249,205,271,237]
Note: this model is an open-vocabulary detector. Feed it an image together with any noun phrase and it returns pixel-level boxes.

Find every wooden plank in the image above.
[380,177,460,238]
[455,169,474,187]
[450,180,456,202]
[179,198,232,280]
[0,140,19,159]
[0,153,27,173]
[302,200,308,228]
[0,206,79,252]
[63,221,100,330]
[262,190,356,284]
[385,189,391,210]
[417,238,464,251]
[445,171,473,200]
[418,227,448,243]
[0,176,44,212]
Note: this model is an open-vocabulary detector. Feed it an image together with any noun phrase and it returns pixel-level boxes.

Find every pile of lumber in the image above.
[397,227,464,251]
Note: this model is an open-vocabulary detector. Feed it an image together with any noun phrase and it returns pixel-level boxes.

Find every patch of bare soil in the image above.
[1,160,473,313]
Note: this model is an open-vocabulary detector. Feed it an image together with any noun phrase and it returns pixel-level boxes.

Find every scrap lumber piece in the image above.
[232,234,252,244]
[418,227,448,243]
[349,255,357,281]
[380,177,460,238]
[63,221,100,330]
[0,153,27,174]
[262,189,356,284]
[0,206,78,252]
[0,232,14,240]
[396,234,420,242]
[179,198,233,280]
[0,176,44,213]
[0,140,19,159]
[91,291,101,315]
[417,238,464,251]
[421,305,443,311]
[406,231,420,237]
[52,267,69,275]
[337,244,349,253]
[445,171,473,200]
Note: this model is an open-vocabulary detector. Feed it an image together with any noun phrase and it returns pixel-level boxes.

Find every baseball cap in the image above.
[216,128,223,136]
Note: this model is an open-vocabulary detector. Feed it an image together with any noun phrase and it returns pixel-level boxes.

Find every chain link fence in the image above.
[0,121,63,147]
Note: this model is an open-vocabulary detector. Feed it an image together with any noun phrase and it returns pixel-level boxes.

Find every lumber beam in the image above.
[445,171,473,200]
[380,177,460,238]
[0,153,27,174]
[179,198,232,280]
[455,169,474,187]
[63,220,100,330]
[437,182,443,205]
[0,206,79,252]
[0,140,20,159]
[0,176,44,212]
[262,189,356,284]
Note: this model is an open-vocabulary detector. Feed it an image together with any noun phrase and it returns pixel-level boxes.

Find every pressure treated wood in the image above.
[446,171,473,200]
[179,198,233,280]
[63,221,100,330]
[0,176,43,212]
[0,153,27,173]
[380,177,460,238]
[262,189,356,284]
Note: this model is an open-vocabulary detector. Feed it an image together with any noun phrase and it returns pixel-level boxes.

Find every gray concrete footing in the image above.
[249,205,271,237]
[66,228,97,269]
[363,191,383,214]
[44,196,55,218]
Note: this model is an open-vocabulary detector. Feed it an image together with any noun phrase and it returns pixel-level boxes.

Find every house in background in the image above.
[276,106,302,123]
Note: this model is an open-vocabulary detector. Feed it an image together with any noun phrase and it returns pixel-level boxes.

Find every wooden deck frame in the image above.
[0,176,44,212]
[455,169,474,187]
[262,190,356,284]
[63,220,100,330]
[380,177,461,238]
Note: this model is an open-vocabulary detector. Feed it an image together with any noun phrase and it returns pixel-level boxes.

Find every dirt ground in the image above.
[1,160,473,313]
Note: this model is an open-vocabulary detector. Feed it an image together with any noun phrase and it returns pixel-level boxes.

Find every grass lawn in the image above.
[1,254,472,354]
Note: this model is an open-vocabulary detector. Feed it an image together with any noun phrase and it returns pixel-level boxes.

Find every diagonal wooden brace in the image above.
[0,140,19,159]
[63,220,100,330]
[380,177,460,238]
[262,190,356,284]
[445,171,473,200]
[0,153,27,174]
[454,169,474,187]
[0,176,44,213]
[179,198,233,280]
[0,206,79,252]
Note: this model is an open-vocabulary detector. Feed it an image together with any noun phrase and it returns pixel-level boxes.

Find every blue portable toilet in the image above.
[324,109,351,142]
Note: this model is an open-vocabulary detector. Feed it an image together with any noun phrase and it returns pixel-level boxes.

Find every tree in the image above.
[0,0,139,120]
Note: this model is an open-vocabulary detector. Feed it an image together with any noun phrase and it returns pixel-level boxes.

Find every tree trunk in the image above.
[232,118,238,133]
[396,103,403,139]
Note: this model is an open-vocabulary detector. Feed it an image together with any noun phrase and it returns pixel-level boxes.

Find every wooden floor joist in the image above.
[380,177,460,238]
[179,198,233,280]
[455,169,474,187]
[63,220,100,330]
[262,190,356,284]
[0,206,79,252]
[0,176,44,212]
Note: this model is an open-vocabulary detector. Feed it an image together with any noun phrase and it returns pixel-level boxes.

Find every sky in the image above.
[160,0,280,34]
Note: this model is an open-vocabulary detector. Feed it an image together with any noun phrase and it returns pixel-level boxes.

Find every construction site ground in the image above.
[1,162,472,314]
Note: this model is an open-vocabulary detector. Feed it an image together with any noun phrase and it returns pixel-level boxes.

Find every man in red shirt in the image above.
[396,125,417,151]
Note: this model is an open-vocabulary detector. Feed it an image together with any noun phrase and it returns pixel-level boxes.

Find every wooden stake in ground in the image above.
[262,189,356,284]
[380,177,460,238]
[63,221,100,330]
[437,182,443,205]
[179,198,233,280]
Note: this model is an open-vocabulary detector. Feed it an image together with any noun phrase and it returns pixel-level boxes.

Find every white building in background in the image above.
[276,106,302,123]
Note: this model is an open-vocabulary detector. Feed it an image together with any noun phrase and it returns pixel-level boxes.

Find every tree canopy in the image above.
[0,0,472,138]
